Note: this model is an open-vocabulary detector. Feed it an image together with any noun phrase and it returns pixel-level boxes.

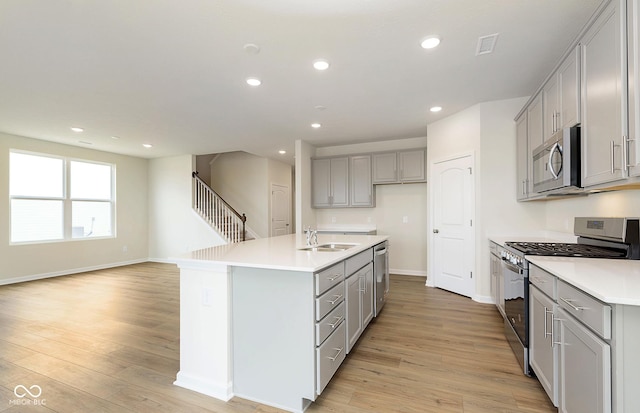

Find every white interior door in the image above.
[271,183,291,237]
[431,155,475,298]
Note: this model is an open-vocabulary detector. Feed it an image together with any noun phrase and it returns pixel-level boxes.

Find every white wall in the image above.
[148,155,225,261]
[295,140,317,234]
[311,137,428,276]
[210,151,292,238]
[0,132,149,282]
[543,190,640,232]
[427,97,547,301]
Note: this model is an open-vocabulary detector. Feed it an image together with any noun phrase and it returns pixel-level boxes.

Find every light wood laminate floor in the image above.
[0,262,555,412]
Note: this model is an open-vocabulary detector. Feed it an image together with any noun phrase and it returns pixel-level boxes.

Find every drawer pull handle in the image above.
[329,316,343,328]
[328,294,343,305]
[327,346,344,362]
[327,274,341,281]
[560,297,586,311]
[532,276,547,284]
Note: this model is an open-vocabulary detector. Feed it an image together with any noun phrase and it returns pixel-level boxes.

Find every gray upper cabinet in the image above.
[516,112,530,200]
[544,46,581,142]
[372,149,426,184]
[581,0,628,187]
[350,155,375,207]
[528,94,544,156]
[312,157,349,208]
[628,0,640,177]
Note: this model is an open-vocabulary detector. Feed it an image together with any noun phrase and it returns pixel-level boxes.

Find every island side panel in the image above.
[232,267,316,412]
[174,263,233,401]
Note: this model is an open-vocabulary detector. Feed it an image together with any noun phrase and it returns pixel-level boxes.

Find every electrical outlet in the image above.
[202,288,213,306]
[122,245,128,253]
[402,216,409,224]
[331,216,336,223]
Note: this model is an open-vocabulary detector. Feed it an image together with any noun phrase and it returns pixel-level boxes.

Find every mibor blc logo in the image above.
[9,384,46,406]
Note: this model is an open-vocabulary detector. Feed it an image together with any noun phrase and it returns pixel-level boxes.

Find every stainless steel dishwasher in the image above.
[374,241,389,316]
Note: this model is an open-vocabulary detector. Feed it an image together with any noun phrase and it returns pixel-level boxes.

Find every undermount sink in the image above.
[299,243,358,252]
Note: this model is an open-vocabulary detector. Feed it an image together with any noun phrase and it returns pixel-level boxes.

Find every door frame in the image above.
[427,152,476,297]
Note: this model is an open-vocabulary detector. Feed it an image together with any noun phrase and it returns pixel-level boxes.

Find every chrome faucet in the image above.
[305,226,318,246]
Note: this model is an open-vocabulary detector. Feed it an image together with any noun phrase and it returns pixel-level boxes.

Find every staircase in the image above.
[192,172,248,243]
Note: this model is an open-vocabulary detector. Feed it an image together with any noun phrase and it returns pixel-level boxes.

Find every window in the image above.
[10,151,115,243]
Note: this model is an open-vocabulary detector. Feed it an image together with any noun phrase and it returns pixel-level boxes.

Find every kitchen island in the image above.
[172,233,388,413]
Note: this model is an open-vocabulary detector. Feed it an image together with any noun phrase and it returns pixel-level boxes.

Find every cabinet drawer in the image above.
[316,301,345,346]
[345,248,373,275]
[315,262,345,296]
[316,320,346,394]
[557,280,611,339]
[530,265,557,299]
[316,281,345,321]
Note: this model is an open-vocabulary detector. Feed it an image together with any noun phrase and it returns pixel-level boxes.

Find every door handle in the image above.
[433,229,439,233]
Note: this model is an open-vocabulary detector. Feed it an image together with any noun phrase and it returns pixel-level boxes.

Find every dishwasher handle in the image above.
[375,248,387,256]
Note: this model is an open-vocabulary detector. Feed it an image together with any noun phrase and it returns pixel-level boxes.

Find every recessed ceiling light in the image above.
[313,60,330,71]
[279,150,287,155]
[111,136,120,140]
[142,143,153,148]
[70,127,84,133]
[311,123,321,129]
[314,105,326,111]
[421,36,441,49]
[430,106,443,113]
[246,77,262,86]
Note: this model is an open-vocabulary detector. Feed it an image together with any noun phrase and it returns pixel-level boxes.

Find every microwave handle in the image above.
[548,142,561,179]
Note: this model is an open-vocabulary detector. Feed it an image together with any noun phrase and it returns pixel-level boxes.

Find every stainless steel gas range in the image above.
[500,217,640,376]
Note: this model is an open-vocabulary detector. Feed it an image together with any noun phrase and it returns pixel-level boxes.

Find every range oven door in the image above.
[501,257,530,376]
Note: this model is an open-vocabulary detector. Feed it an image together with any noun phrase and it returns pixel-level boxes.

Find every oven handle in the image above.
[501,258,524,275]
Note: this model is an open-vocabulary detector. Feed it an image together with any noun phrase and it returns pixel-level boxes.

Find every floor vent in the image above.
[476,33,499,55]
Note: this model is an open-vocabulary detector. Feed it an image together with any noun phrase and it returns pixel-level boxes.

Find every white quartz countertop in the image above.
[173,233,389,272]
[527,256,640,306]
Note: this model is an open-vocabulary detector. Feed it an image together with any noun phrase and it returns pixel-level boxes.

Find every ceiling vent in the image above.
[476,33,499,56]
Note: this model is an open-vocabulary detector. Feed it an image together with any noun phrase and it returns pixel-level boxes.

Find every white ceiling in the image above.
[0,0,602,163]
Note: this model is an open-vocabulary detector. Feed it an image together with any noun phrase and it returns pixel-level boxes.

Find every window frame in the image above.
[9,149,116,245]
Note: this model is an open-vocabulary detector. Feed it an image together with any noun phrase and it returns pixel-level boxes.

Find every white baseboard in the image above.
[0,259,148,286]
[390,268,427,277]
[174,372,233,402]
[473,294,494,305]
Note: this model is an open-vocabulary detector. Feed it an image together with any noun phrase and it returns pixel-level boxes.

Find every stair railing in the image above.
[192,172,246,243]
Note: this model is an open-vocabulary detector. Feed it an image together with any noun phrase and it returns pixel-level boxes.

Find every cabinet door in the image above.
[559,46,581,129]
[345,273,362,353]
[330,157,349,207]
[543,74,560,140]
[516,113,530,200]
[629,0,640,177]
[398,149,426,182]
[581,0,627,187]
[490,253,499,306]
[528,94,544,156]
[312,158,332,207]
[360,263,374,329]
[372,152,398,183]
[530,287,558,406]
[558,308,611,413]
[350,155,374,207]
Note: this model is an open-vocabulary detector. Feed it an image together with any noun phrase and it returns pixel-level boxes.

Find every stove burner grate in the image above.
[505,242,627,259]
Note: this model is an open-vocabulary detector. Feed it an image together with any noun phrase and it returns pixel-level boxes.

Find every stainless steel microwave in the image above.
[532,126,581,193]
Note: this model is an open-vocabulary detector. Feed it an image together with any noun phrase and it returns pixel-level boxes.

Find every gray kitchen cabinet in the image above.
[530,285,559,407]
[528,94,544,160]
[581,0,628,187]
[544,46,581,142]
[557,306,611,413]
[628,0,640,177]
[398,149,426,182]
[345,250,374,353]
[312,157,349,208]
[372,149,426,184]
[350,155,375,207]
[489,241,502,312]
[516,112,531,200]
